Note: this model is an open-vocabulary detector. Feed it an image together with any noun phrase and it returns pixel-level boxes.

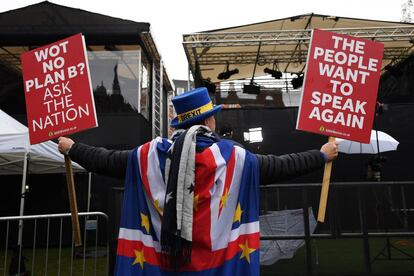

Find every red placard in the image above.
[21,33,97,144]
[296,29,384,143]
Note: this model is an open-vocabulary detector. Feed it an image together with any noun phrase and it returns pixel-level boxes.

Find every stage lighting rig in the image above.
[264,60,282,79]
[217,62,239,80]
[264,67,282,79]
[263,60,283,80]
[291,74,304,89]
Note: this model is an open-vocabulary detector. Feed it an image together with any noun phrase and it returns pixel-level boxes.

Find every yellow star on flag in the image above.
[140,213,150,233]
[233,202,243,223]
[153,198,163,214]
[132,249,146,269]
[194,194,199,211]
[239,240,256,263]
[220,188,229,209]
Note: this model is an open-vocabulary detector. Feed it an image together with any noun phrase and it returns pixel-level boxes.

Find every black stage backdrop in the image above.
[216,104,414,232]
[216,103,414,183]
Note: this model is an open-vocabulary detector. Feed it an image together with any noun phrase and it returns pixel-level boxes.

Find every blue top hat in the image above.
[170,87,222,128]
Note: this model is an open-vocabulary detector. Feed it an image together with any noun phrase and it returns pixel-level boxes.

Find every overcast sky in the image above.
[0,0,409,81]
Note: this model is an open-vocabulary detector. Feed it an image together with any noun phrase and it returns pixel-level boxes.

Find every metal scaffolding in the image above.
[152,59,163,138]
[183,17,414,83]
[184,26,414,47]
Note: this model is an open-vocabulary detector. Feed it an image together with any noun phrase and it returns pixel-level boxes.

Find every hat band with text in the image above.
[177,102,213,123]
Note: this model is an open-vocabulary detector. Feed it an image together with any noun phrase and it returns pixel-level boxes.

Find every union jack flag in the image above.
[115,137,260,275]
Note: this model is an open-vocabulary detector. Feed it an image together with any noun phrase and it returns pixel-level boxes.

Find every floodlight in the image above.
[291,74,304,89]
[217,62,239,80]
[243,83,260,94]
[264,67,282,79]
[243,127,263,143]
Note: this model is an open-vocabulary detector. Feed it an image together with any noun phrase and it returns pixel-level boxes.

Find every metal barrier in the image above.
[0,212,108,276]
[3,182,412,275]
[260,181,414,276]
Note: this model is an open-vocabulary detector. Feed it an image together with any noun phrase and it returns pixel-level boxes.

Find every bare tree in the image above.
[402,0,414,22]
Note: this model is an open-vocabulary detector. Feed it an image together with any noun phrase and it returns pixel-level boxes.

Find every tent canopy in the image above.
[0,109,84,175]
[183,13,414,83]
[0,1,172,90]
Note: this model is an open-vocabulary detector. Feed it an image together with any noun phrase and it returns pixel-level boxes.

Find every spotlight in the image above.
[218,68,239,80]
[243,83,260,94]
[217,62,239,80]
[264,67,282,79]
[291,74,304,89]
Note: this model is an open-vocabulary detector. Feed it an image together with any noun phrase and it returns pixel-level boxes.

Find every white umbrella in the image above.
[337,130,399,154]
[260,208,317,265]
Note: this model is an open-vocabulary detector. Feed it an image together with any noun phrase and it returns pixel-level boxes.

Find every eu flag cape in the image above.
[115,137,260,275]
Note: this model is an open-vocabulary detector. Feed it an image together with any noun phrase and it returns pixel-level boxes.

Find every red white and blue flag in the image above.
[115,137,260,275]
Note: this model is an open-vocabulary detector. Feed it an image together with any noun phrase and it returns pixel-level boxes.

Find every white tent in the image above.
[0,109,85,245]
[0,109,84,175]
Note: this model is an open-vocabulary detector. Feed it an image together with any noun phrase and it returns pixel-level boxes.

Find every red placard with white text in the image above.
[296,29,384,143]
[21,33,97,144]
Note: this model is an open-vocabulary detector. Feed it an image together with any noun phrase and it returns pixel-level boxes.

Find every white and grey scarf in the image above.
[160,125,217,270]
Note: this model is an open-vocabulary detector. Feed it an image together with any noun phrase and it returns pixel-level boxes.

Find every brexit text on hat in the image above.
[177,102,213,123]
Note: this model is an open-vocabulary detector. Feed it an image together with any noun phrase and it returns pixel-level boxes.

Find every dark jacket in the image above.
[69,142,325,185]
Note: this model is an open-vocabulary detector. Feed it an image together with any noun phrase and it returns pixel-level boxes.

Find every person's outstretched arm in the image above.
[58,137,130,179]
[256,141,338,185]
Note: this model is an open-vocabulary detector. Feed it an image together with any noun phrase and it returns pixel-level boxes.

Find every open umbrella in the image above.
[337,130,399,154]
[260,208,317,265]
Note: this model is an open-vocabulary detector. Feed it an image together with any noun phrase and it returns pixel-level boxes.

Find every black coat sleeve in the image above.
[68,143,130,179]
[255,150,325,185]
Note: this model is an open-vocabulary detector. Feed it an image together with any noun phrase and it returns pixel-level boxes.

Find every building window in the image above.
[177,87,185,95]
[140,62,150,119]
[87,48,140,114]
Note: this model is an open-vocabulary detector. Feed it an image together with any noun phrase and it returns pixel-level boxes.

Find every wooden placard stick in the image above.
[317,136,336,223]
[64,155,82,246]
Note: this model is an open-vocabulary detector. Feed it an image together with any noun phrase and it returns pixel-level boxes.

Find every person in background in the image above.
[59,87,338,275]
[219,123,234,139]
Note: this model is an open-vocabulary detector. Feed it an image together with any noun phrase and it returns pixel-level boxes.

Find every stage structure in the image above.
[183,14,414,108]
[182,15,414,275]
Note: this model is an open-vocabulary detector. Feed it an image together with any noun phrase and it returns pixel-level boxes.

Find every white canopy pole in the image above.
[17,152,28,246]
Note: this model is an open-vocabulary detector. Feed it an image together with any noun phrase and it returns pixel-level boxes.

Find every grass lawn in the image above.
[261,238,414,276]
[1,238,413,275]
[0,246,108,276]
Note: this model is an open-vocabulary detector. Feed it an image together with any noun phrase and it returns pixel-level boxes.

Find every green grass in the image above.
[0,247,108,276]
[1,239,414,275]
[261,238,414,276]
